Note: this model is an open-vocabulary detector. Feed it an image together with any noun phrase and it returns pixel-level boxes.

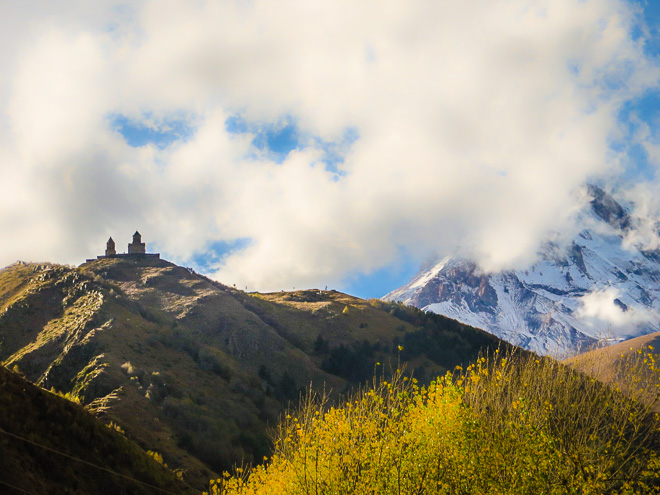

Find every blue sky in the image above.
[112,112,394,297]
[0,0,658,299]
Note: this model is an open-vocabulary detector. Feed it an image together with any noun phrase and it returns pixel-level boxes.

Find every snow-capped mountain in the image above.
[384,185,660,355]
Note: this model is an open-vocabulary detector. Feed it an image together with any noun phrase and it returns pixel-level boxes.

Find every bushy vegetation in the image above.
[208,347,660,494]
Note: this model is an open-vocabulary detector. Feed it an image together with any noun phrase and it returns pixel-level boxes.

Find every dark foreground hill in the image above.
[0,364,194,494]
[0,257,504,489]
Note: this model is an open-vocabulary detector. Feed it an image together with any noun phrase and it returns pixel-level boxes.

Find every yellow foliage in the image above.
[147,450,168,468]
[49,387,82,405]
[211,348,660,494]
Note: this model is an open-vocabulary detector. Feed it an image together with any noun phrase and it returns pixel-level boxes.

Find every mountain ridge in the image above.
[0,255,506,490]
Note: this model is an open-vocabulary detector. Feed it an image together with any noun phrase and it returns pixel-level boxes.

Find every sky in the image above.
[0,0,658,299]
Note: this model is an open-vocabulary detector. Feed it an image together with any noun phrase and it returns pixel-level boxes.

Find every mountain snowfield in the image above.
[385,185,660,356]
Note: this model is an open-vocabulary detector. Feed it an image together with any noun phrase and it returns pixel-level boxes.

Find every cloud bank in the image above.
[0,0,658,292]
[577,287,655,334]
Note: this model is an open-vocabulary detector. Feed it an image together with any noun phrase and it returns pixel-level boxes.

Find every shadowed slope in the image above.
[0,364,194,494]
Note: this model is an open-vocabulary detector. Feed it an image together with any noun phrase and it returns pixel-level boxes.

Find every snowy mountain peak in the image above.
[385,186,660,355]
[587,184,632,231]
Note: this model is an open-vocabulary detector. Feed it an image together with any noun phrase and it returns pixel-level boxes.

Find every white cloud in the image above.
[576,287,654,334]
[0,0,658,291]
[621,181,660,251]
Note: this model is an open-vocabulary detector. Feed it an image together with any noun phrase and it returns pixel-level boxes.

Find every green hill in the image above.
[0,257,504,490]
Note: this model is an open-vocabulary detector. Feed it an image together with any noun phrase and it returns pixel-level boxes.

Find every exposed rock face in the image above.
[385,186,660,355]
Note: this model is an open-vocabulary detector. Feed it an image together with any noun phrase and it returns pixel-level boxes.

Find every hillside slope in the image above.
[0,256,504,489]
[0,364,194,494]
[564,330,660,406]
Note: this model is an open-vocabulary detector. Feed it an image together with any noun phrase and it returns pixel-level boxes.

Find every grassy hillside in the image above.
[565,332,660,411]
[0,364,194,494]
[0,257,505,490]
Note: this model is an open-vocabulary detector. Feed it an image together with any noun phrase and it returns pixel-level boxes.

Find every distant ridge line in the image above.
[86,253,161,262]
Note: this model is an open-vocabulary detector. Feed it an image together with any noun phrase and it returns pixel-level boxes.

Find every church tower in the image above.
[105,237,116,256]
[128,231,146,254]
[88,230,159,262]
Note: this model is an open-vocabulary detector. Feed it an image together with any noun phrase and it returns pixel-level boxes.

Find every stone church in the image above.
[90,231,160,260]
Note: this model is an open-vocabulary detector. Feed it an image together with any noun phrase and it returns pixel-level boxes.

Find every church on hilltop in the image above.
[88,231,160,261]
